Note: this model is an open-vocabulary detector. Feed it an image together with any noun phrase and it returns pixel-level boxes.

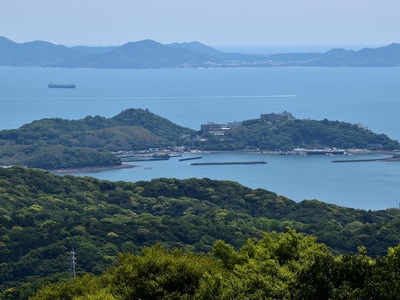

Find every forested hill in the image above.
[0,108,398,169]
[200,118,400,151]
[32,233,400,300]
[0,108,195,169]
[1,167,400,298]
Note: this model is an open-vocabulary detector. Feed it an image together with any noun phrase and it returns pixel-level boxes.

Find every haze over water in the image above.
[1,66,400,210]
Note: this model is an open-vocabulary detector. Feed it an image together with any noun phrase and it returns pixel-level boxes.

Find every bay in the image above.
[1,66,399,210]
[77,152,400,211]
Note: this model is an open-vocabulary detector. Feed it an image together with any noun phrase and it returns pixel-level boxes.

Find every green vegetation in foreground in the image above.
[199,118,400,151]
[31,231,400,300]
[0,108,195,169]
[1,167,400,299]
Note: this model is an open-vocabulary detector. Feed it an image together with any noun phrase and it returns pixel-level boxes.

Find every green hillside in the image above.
[0,109,195,169]
[1,167,400,299]
[199,118,399,151]
[0,108,398,169]
[31,232,400,300]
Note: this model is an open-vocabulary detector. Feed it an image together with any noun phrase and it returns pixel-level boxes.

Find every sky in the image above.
[1,0,399,48]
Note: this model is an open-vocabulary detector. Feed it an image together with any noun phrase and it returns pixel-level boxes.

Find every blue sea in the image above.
[1,66,400,210]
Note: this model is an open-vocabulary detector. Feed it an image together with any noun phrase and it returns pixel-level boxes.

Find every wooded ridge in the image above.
[1,167,400,298]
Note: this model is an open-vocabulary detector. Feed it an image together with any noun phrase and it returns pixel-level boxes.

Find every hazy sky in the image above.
[1,0,399,47]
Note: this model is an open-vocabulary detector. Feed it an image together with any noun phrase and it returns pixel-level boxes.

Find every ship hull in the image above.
[48,83,76,88]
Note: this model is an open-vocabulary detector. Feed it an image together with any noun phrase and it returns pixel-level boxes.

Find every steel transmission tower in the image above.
[69,248,77,280]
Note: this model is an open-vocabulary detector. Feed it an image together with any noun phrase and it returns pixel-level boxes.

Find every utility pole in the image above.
[69,248,77,280]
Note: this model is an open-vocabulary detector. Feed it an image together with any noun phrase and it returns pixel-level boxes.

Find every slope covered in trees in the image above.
[30,231,400,300]
[0,109,195,169]
[1,108,398,169]
[1,167,400,299]
[200,118,399,151]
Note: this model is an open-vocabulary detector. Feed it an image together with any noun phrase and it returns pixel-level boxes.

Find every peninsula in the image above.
[0,109,398,170]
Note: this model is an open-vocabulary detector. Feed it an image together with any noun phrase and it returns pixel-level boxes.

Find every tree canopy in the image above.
[1,167,400,299]
[0,109,195,169]
[199,119,399,151]
[31,231,400,300]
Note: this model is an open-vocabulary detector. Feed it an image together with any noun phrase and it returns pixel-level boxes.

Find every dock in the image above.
[191,161,267,166]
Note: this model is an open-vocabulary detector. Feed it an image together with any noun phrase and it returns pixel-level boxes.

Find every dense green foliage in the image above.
[31,231,400,300]
[1,167,400,299]
[199,119,399,151]
[0,145,120,169]
[0,109,195,169]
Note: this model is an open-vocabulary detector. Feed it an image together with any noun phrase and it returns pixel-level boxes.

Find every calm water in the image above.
[1,66,399,210]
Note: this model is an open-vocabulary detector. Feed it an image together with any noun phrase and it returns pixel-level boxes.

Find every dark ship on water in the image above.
[48,82,76,88]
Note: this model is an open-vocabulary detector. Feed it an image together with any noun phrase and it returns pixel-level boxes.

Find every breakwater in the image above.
[191,161,267,166]
[332,155,400,163]
[332,158,380,163]
[179,156,202,161]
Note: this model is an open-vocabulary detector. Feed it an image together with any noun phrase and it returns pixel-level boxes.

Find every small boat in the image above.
[48,82,76,88]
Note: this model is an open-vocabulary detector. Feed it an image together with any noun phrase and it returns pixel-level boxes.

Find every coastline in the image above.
[46,149,400,175]
[48,164,138,175]
[186,149,400,155]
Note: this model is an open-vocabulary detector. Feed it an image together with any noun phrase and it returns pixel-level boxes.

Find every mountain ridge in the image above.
[0,36,399,68]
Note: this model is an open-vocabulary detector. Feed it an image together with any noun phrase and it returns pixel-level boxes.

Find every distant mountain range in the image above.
[0,36,399,68]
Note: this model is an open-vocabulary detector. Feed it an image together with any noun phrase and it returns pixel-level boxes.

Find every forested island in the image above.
[1,167,400,299]
[0,108,398,170]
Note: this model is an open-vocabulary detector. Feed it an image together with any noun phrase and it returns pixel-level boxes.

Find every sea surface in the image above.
[1,66,400,210]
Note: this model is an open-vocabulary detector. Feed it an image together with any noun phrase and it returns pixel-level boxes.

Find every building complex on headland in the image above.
[200,121,242,136]
[260,111,295,123]
[200,111,295,136]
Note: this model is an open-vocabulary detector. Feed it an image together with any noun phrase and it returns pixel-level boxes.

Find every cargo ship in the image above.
[48,83,76,88]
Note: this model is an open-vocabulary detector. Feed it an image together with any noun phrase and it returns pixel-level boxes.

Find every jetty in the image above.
[191,161,267,166]
[179,156,202,161]
[332,155,400,163]
[332,158,380,163]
